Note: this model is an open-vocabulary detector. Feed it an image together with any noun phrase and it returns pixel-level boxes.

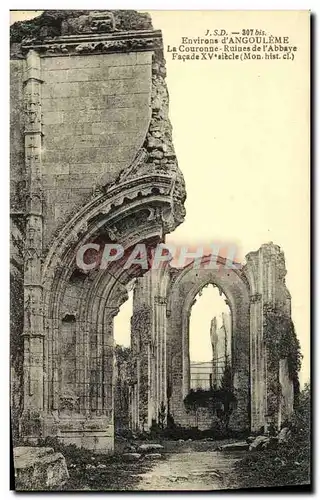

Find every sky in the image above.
[10,11,310,384]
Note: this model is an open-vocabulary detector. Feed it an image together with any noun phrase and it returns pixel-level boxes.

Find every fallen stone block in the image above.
[249,435,270,451]
[122,452,142,461]
[246,436,256,444]
[277,427,292,445]
[218,441,249,451]
[13,446,69,491]
[144,453,162,460]
[138,443,164,452]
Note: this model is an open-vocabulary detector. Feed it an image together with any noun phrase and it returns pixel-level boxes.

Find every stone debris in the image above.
[85,464,96,470]
[277,427,292,445]
[145,453,163,460]
[122,452,142,461]
[249,435,270,451]
[125,445,137,453]
[13,447,69,491]
[246,436,256,444]
[190,470,222,479]
[138,443,164,452]
[218,441,249,451]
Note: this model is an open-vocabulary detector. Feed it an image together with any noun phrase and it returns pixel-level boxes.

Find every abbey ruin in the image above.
[11,11,298,454]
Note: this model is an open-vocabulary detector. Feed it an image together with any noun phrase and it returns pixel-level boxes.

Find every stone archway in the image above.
[19,173,185,452]
[167,256,251,431]
[11,10,187,452]
[129,244,295,435]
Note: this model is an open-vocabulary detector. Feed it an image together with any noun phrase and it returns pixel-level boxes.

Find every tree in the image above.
[216,360,235,431]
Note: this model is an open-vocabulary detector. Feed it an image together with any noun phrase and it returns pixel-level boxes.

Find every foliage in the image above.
[264,305,302,397]
[184,388,236,411]
[115,344,131,363]
[233,383,311,489]
[114,345,131,432]
[220,360,233,391]
[10,272,24,441]
[158,402,166,430]
[36,436,150,491]
[130,306,151,430]
[291,382,311,440]
[183,387,237,431]
[130,306,151,348]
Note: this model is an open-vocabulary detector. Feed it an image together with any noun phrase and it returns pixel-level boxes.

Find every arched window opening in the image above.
[189,283,232,391]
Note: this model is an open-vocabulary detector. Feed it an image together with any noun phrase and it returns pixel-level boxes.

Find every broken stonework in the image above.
[123,453,142,461]
[13,447,69,491]
[218,442,249,452]
[145,453,163,460]
[138,443,164,452]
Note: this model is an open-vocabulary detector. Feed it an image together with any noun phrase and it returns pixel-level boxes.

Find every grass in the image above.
[231,384,311,490]
[232,436,310,489]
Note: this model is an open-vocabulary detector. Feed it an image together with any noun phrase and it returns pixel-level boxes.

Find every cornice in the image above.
[19,30,163,57]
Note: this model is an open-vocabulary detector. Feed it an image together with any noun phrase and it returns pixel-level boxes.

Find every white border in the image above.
[2,2,317,498]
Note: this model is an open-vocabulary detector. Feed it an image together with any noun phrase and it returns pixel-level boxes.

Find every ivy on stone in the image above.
[264,305,302,398]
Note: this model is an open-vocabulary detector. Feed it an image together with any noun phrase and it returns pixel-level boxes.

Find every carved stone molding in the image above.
[154,296,167,306]
[11,10,154,46]
[20,31,163,57]
[250,293,262,303]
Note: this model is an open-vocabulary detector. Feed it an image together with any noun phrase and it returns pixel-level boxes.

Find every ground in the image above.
[60,439,247,491]
[57,436,310,492]
[134,449,242,490]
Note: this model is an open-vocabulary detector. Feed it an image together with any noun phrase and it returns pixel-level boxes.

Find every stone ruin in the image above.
[10,10,298,457]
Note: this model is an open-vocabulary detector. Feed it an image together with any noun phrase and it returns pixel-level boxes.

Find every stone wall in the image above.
[40,52,152,247]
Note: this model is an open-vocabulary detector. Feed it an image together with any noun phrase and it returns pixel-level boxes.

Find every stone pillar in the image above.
[249,293,266,432]
[20,49,45,440]
[130,268,168,430]
[153,294,168,422]
[210,317,219,388]
[245,242,294,432]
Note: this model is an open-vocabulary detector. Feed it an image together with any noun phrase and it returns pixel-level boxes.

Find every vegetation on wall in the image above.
[114,345,131,433]
[10,271,24,442]
[131,306,152,431]
[184,387,237,431]
[264,305,302,398]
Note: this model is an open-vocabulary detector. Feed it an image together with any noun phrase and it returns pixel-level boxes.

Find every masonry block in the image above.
[41,52,138,72]
[14,447,69,491]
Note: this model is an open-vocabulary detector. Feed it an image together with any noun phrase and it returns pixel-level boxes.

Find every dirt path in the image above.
[135,450,242,491]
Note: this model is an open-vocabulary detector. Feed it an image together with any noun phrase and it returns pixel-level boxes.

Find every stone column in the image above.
[154,295,168,423]
[20,49,44,440]
[249,293,266,432]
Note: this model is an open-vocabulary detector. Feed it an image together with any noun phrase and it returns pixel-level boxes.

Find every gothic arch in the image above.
[167,256,251,430]
[20,168,185,451]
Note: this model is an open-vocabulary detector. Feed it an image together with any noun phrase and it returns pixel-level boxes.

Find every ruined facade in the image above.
[10,10,185,452]
[130,244,295,433]
[10,10,297,454]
